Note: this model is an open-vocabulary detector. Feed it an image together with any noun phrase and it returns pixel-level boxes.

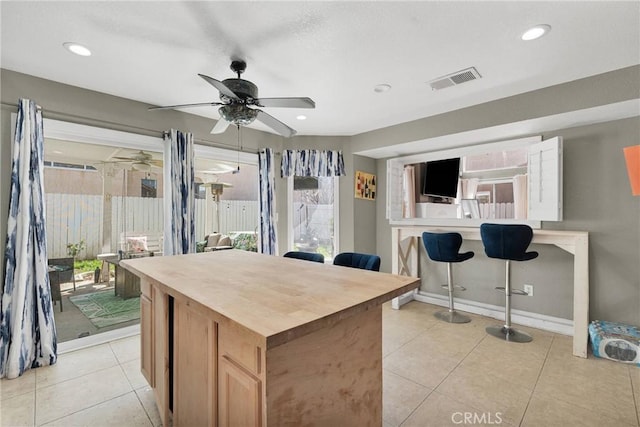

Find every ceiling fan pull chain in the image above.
[236,124,241,173]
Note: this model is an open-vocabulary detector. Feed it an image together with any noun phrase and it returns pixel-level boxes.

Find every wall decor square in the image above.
[355,171,376,200]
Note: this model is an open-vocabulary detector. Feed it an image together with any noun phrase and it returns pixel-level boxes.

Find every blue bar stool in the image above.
[480,223,539,343]
[422,232,475,323]
[283,251,325,263]
[333,252,381,271]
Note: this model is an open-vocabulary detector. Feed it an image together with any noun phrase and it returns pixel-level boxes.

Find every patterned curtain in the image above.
[258,148,278,255]
[280,150,345,177]
[163,129,195,255]
[0,99,57,379]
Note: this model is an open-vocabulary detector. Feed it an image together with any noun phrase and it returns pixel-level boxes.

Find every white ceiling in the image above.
[2,1,639,137]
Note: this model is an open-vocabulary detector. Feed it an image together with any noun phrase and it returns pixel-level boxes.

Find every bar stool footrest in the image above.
[441,284,467,291]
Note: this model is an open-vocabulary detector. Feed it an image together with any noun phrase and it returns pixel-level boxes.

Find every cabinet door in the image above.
[173,300,217,427]
[140,293,153,386]
[219,355,262,427]
[153,287,170,426]
[528,136,563,221]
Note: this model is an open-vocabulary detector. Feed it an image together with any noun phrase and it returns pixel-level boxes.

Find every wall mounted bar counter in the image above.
[390,226,589,358]
[121,249,419,426]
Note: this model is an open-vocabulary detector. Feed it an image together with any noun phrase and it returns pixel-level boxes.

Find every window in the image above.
[193,146,259,240]
[288,176,339,261]
[141,178,157,198]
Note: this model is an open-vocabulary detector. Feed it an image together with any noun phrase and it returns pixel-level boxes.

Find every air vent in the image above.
[428,67,482,91]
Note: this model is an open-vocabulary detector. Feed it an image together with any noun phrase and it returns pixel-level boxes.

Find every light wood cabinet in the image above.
[219,355,262,427]
[123,250,419,426]
[173,299,218,426]
[140,292,153,386]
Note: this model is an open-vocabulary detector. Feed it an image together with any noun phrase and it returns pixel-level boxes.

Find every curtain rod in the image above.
[1,101,265,155]
[1,101,42,112]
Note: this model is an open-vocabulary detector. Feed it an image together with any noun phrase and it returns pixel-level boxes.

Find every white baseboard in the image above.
[391,290,417,309]
[398,290,574,336]
[58,324,140,354]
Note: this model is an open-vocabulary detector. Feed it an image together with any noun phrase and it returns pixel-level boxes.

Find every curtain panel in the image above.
[163,129,196,255]
[1,99,57,379]
[402,165,416,218]
[258,148,278,255]
[280,150,346,177]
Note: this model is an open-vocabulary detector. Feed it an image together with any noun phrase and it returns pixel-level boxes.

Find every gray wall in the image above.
[352,65,640,154]
[368,67,639,325]
[352,155,377,254]
[374,117,639,325]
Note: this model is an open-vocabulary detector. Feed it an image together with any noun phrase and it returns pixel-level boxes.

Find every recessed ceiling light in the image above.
[296,115,307,120]
[374,84,392,93]
[521,25,551,41]
[63,42,92,56]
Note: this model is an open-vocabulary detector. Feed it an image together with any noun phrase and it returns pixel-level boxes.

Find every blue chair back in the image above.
[480,223,539,261]
[283,251,325,263]
[422,232,474,263]
[333,252,381,272]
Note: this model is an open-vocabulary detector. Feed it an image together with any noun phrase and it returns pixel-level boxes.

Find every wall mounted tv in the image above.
[421,157,461,200]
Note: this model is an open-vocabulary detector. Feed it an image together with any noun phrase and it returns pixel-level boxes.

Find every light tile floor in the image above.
[1,301,638,427]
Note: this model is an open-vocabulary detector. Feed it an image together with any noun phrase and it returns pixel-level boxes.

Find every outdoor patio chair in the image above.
[47,257,76,291]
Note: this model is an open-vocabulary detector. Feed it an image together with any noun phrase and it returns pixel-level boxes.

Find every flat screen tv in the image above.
[421,157,461,199]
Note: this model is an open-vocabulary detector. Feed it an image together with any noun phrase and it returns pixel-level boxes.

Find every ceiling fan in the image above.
[111,150,163,172]
[149,60,315,138]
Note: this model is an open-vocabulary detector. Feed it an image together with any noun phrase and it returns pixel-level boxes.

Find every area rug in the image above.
[69,290,140,329]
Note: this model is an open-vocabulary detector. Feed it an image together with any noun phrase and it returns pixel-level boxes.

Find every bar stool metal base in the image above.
[486,325,533,343]
[435,310,471,324]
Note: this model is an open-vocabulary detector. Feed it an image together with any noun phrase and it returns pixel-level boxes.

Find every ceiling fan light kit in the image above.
[149,60,315,138]
[219,104,258,126]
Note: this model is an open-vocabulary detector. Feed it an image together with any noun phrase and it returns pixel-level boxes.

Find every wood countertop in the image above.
[121,250,419,348]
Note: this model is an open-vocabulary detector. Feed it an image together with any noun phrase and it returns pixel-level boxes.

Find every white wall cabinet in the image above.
[386,135,563,225]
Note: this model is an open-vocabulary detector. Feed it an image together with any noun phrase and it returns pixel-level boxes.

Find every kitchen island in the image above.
[121,249,419,426]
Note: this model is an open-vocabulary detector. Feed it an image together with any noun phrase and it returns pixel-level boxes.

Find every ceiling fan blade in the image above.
[149,160,164,167]
[255,110,297,138]
[211,118,231,134]
[148,102,223,111]
[198,74,241,100]
[255,97,315,109]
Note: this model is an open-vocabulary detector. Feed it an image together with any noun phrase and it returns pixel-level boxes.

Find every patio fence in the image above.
[45,194,258,259]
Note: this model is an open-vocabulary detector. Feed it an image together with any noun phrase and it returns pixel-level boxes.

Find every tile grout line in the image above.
[36,346,139,426]
[383,319,440,356]
[36,390,134,427]
[396,332,490,426]
[517,334,555,427]
[541,339,639,425]
[117,359,157,427]
[628,365,640,427]
[133,385,159,427]
[34,354,125,426]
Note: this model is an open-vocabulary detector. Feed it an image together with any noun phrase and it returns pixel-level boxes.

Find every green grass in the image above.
[74,259,102,273]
